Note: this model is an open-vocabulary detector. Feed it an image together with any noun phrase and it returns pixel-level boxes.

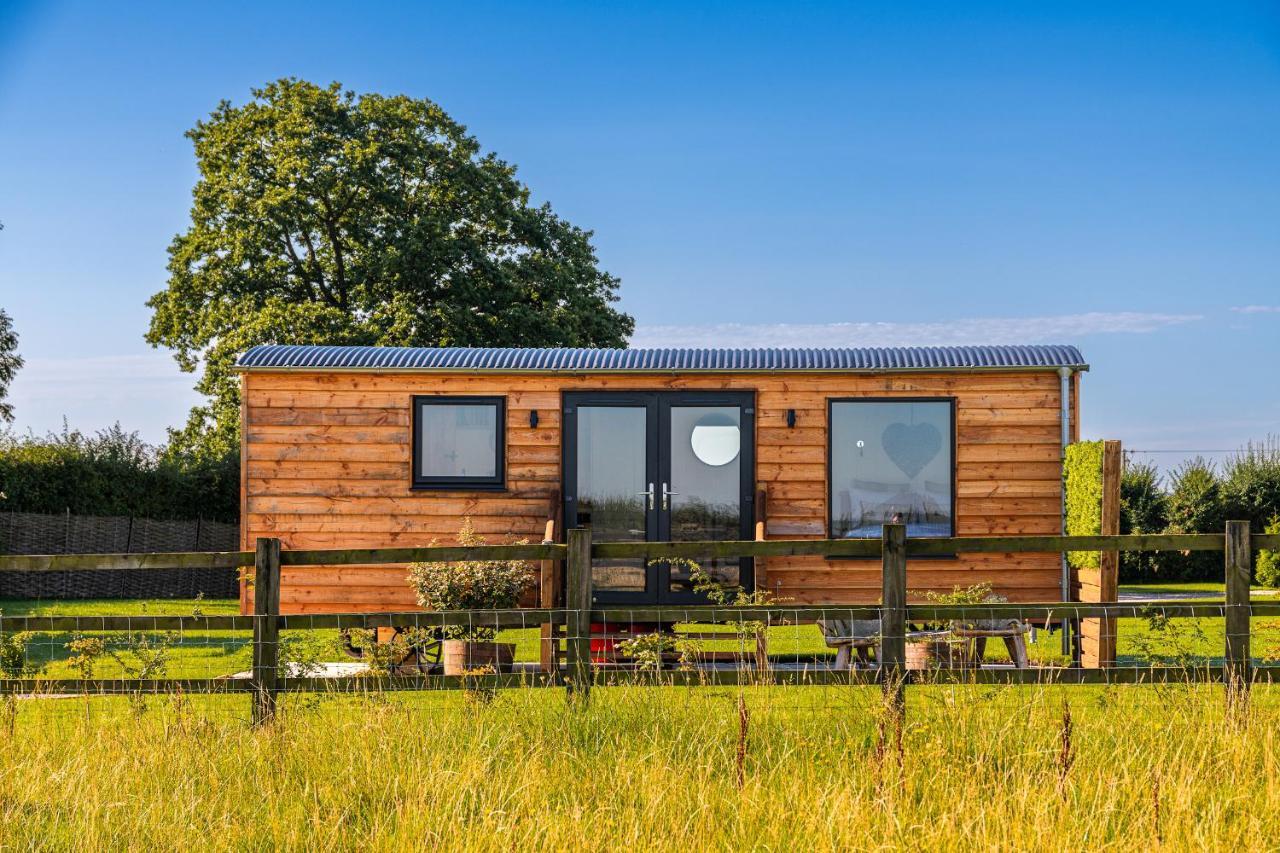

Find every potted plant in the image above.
[406,519,533,675]
[905,583,1005,670]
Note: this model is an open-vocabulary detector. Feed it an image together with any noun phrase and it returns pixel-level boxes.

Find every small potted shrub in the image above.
[406,519,533,675]
[906,583,1005,670]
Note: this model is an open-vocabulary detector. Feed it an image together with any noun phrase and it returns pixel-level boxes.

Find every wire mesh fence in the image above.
[0,523,1276,726]
[0,510,238,599]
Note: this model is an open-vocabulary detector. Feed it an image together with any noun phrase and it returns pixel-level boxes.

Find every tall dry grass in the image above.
[0,683,1276,850]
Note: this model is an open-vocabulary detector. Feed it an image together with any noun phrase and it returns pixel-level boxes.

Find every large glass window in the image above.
[829,399,954,539]
[412,396,505,489]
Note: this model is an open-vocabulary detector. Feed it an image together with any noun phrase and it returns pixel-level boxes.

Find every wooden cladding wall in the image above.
[242,370,1075,613]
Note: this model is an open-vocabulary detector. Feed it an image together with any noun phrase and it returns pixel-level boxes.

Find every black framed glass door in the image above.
[563,391,755,604]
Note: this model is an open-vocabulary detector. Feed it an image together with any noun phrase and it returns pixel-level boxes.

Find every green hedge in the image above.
[0,425,237,523]
[1118,459,1168,583]
[1063,441,1103,570]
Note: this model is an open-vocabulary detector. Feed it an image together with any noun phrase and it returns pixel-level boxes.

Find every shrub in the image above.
[0,423,237,522]
[1119,459,1168,583]
[615,632,698,672]
[0,631,39,678]
[405,518,533,641]
[1256,516,1280,588]
[912,583,1006,632]
[1159,458,1226,581]
[1064,441,1103,570]
[1220,438,1280,532]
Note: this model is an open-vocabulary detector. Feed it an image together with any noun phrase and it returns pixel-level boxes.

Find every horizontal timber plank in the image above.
[955,407,1062,426]
[246,443,411,462]
[958,424,1061,444]
[955,481,1062,498]
[247,478,556,499]
[246,389,560,409]
[280,543,565,565]
[765,499,826,516]
[251,530,540,549]
[955,461,1065,480]
[250,523,547,542]
[957,444,1064,463]
[0,551,251,573]
[252,517,550,535]
[247,460,410,480]
[283,587,419,605]
[248,491,550,512]
[8,533,1255,579]
[757,427,826,446]
[761,482,827,500]
[250,407,410,426]
[249,495,553,515]
[756,408,824,424]
[956,517,1062,534]
[957,498,1063,516]
[757,463,827,481]
[758,445,825,464]
[246,425,411,444]
[766,521,826,536]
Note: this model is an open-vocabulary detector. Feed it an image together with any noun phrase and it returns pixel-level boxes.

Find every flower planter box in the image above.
[905,632,973,670]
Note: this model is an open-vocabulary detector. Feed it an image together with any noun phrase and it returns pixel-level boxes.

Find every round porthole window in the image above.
[690,413,740,467]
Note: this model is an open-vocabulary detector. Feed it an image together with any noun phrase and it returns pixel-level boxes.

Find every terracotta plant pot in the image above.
[905,637,972,671]
[441,640,516,676]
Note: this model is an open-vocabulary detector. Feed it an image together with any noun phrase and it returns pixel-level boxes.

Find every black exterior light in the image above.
[529,410,539,428]
[786,409,796,428]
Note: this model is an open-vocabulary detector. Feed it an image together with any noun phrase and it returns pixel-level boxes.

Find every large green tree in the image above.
[0,307,21,423]
[148,79,633,457]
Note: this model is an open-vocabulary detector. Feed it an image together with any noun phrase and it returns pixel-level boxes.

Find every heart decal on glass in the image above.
[880,422,942,480]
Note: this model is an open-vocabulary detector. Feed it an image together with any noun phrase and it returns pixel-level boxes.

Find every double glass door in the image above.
[563,391,755,604]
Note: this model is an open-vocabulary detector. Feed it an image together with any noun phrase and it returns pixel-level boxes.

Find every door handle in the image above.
[636,482,655,510]
[662,482,679,510]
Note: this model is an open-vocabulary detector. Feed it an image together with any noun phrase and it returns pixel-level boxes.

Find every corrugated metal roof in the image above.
[235,344,1087,373]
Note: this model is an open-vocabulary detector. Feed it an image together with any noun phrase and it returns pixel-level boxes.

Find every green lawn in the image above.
[1120,580,1274,597]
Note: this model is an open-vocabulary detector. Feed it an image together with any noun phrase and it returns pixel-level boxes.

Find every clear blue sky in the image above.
[1,1,1277,473]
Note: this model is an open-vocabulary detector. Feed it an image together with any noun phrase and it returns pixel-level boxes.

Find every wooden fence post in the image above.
[565,527,592,700]
[251,537,282,726]
[539,491,563,674]
[1081,440,1121,667]
[1224,520,1251,711]
[880,524,907,715]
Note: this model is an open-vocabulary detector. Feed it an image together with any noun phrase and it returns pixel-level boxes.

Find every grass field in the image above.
[1,588,1278,847]
[0,681,1276,849]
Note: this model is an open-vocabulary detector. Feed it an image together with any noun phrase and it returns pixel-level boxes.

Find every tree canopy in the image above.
[0,307,22,423]
[147,79,633,457]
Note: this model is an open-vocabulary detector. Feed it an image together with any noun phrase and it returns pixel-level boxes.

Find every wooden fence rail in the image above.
[0,523,1276,724]
[4,533,1279,574]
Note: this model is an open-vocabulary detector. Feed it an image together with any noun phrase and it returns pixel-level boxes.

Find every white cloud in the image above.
[630,311,1202,348]
[1231,305,1280,314]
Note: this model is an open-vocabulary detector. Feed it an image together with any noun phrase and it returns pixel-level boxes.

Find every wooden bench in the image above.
[951,625,1031,669]
[818,619,881,669]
